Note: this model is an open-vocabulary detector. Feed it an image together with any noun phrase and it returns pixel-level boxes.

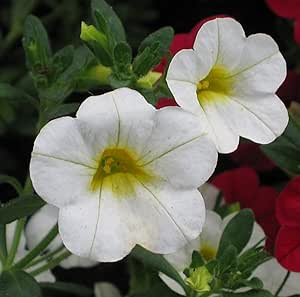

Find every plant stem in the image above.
[5,218,26,268]
[13,224,59,269]
[275,271,290,296]
[0,224,7,261]
[25,245,65,269]
[30,249,71,277]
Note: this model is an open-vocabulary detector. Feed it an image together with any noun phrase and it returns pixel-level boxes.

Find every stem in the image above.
[25,245,65,269]
[0,224,7,261]
[30,250,71,277]
[275,271,290,296]
[13,224,59,269]
[5,218,26,268]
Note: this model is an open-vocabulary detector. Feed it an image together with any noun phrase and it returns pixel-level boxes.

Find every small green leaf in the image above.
[46,103,80,121]
[0,194,45,224]
[217,210,254,258]
[222,289,273,297]
[131,245,189,295]
[0,269,42,297]
[22,15,52,76]
[91,0,126,44]
[190,251,205,269]
[113,42,132,66]
[238,278,264,289]
[217,245,237,273]
[51,45,75,78]
[40,282,93,297]
[261,114,300,176]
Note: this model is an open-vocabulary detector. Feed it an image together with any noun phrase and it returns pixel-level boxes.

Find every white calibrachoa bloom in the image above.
[166,17,289,153]
[25,205,97,269]
[29,87,218,262]
[160,211,265,295]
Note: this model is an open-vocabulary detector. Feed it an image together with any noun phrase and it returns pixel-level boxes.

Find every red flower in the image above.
[275,177,300,272]
[155,98,178,109]
[212,167,279,251]
[265,0,300,44]
[155,15,227,73]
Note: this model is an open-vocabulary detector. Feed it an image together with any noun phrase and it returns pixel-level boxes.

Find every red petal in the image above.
[294,19,300,44]
[277,177,300,227]
[253,186,278,219]
[265,0,300,18]
[230,142,275,172]
[155,98,178,109]
[275,226,300,272]
[259,214,280,253]
[212,167,259,207]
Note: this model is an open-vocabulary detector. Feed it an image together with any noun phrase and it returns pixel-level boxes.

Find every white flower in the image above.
[94,282,122,297]
[254,258,300,296]
[3,222,55,283]
[161,211,265,295]
[166,17,288,153]
[25,205,97,269]
[30,87,217,262]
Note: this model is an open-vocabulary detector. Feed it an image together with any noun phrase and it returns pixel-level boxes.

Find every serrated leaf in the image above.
[131,245,188,295]
[217,210,254,258]
[0,270,42,297]
[0,194,45,224]
[261,114,300,176]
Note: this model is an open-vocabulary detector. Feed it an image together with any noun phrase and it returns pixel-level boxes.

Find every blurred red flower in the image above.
[275,177,300,272]
[155,98,177,109]
[278,70,300,106]
[265,0,300,44]
[212,167,280,251]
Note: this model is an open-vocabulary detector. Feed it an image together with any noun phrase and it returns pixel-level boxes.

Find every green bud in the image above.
[228,202,241,214]
[185,267,212,293]
[136,71,162,89]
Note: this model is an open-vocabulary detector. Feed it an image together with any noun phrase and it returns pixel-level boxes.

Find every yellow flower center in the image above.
[196,65,234,105]
[199,244,217,261]
[90,148,154,197]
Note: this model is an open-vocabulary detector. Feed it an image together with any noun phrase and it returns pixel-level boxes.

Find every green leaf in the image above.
[138,26,174,56]
[113,42,132,66]
[46,103,80,121]
[0,194,45,224]
[190,251,205,269]
[0,174,23,195]
[222,289,273,297]
[132,27,174,78]
[217,210,254,258]
[0,269,42,297]
[51,45,75,78]
[261,114,300,176]
[238,278,263,289]
[40,282,93,297]
[217,245,237,273]
[22,15,52,76]
[131,245,189,295]
[11,0,36,33]
[91,0,126,45]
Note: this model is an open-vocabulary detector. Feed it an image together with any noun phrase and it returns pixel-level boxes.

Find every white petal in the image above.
[25,205,61,252]
[254,259,300,295]
[232,33,286,93]
[60,255,97,269]
[226,94,288,144]
[167,49,211,83]
[194,18,246,71]
[139,107,218,188]
[159,273,186,296]
[30,152,97,207]
[199,99,240,153]
[199,210,223,251]
[94,282,122,297]
[199,183,221,211]
[34,270,56,283]
[59,180,205,262]
[76,88,156,155]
